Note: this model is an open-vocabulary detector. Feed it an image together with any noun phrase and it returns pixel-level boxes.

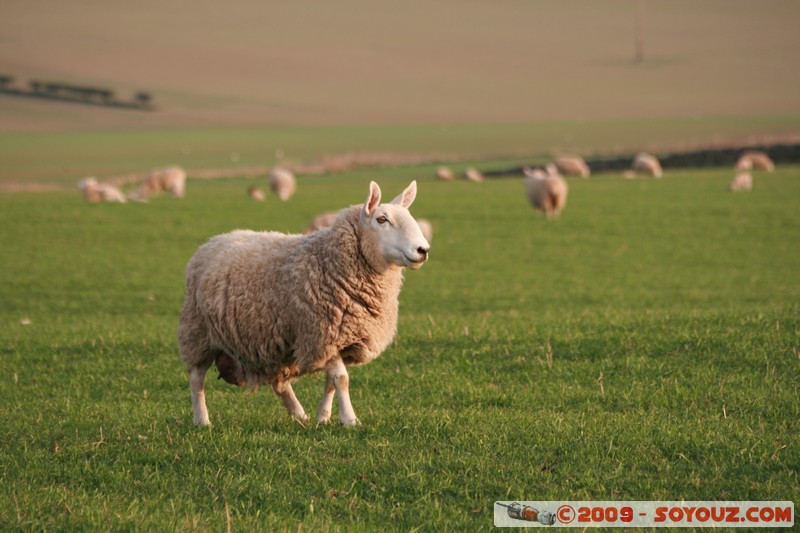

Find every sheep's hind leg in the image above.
[316,373,336,423]
[327,357,359,426]
[189,365,212,426]
[272,382,309,422]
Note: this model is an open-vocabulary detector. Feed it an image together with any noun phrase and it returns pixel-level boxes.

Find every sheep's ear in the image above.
[390,180,417,208]
[364,181,381,216]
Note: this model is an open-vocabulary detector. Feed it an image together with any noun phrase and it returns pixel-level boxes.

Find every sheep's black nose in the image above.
[417,246,429,258]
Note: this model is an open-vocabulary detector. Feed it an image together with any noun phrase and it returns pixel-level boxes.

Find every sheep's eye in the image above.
[376,215,388,224]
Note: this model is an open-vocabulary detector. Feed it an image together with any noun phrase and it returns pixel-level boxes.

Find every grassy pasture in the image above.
[0,168,798,530]
[3,114,800,185]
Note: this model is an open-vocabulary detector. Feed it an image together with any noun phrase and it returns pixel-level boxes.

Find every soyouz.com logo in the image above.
[494,501,794,528]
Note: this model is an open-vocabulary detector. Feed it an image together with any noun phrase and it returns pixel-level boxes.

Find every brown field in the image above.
[2,0,800,131]
[1,1,799,185]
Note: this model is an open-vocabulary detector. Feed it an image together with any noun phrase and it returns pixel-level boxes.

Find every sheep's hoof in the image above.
[341,417,360,427]
[194,417,211,427]
[292,412,310,422]
[316,411,332,424]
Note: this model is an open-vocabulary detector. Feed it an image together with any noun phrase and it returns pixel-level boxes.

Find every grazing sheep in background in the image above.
[464,167,484,182]
[632,152,663,178]
[435,166,454,181]
[128,166,187,201]
[269,166,296,201]
[524,166,569,220]
[524,166,547,180]
[416,218,433,242]
[302,211,338,234]
[736,151,774,172]
[179,181,430,426]
[554,155,591,178]
[729,172,753,192]
[248,185,266,202]
[545,163,562,179]
[78,177,127,203]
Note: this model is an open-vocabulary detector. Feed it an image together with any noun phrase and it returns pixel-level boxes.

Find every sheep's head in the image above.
[361,181,430,270]
[523,167,547,181]
[78,177,98,190]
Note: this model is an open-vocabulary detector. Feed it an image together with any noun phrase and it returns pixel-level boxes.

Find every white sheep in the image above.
[545,163,562,179]
[78,177,127,203]
[554,155,591,178]
[128,166,186,201]
[179,181,430,426]
[524,166,569,220]
[736,151,774,172]
[248,185,266,202]
[435,166,454,181]
[302,211,338,234]
[416,218,433,243]
[269,167,296,201]
[632,152,663,178]
[464,167,484,182]
[729,172,753,192]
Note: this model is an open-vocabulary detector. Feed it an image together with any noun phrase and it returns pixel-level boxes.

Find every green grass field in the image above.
[3,114,800,185]
[1,168,797,530]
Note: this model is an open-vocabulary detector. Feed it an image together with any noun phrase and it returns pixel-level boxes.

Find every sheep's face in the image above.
[78,177,97,190]
[270,169,296,201]
[362,181,430,270]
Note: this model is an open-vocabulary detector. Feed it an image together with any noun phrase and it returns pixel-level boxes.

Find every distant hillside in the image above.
[1,0,800,132]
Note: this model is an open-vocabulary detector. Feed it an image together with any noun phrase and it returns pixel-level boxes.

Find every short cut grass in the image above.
[1,166,798,530]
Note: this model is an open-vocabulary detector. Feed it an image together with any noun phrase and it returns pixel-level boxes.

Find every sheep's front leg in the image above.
[325,357,359,426]
[272,382,309,422]
[189,365,211,426]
